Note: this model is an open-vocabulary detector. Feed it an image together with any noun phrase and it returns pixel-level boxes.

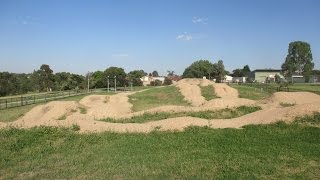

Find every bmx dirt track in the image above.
[1,78,320,133]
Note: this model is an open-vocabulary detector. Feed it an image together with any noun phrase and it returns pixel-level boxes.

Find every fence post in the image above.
[45,94,47,102]
[33,95,35,104]
[5,99,7,109]
[21,96,23,106]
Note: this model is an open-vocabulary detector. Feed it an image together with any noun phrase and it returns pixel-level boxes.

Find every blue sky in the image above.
[0,0,320,75]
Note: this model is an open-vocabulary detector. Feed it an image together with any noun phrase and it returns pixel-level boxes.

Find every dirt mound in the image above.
[2,79,320,133]
[203,98,256,108]
[267,92,320,105]
[212,83,238,99]
[176,79,206,106]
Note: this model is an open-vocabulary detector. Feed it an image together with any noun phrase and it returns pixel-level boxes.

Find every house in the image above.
[224,75,233,83]
[249,69,284,83]
[140,76,166,86]
[232,77,246,83]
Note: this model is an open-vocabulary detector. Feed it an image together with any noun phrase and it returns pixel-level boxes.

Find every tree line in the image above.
[0,65,172,97]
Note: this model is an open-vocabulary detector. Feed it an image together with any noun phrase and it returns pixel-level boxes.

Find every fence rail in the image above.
[0,89,92,110]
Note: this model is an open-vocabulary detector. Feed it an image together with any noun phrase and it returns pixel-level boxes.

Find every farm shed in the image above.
[249,69,284,83]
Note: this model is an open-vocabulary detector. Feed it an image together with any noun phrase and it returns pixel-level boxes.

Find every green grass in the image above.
[1,119,320,179]
[200,85,219,100]
[0,104,38,122]
[294,112,320,126]
[280,102,296,107]
[79,107,87,114]
[230,85,271,100]
[128,86,190,112]
[289,84,320,94]
[101,106,261,123]
[57,114,67,120]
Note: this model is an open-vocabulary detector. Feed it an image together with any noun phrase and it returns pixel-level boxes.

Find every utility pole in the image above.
[107,76,109,92]
[114,76,117,92]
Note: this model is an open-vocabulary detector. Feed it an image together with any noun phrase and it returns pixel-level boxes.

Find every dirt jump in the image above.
[1,78,320,133]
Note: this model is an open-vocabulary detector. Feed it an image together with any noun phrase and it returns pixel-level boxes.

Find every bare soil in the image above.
[2,79,320,133]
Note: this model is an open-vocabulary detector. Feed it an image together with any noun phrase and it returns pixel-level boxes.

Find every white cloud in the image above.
[176,33,193,41]
[112,54,129,57]
[192,17,208,25]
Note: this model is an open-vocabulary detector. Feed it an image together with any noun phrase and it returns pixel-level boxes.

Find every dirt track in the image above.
[1,79,320,133]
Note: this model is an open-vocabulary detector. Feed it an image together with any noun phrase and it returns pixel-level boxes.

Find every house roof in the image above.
[253,69,282,72]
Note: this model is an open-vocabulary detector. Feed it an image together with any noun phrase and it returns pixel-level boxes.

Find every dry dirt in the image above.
[1,79,320,133]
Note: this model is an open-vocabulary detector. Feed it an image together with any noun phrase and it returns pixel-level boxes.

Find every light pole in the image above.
[107,76,109,92]
[114,76,117,92]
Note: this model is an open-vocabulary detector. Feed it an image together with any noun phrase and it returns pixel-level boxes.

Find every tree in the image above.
[242,65,251,77]
[32,64,55,92]
[163,77,173,85]
[282,41,314,82]
[275,74,281,84]
[152,70,159,77]
[215,60,226,83]
[167,70,175,76]
[182,60,214,78]
[91,71,105,88]
[104,67,127,87]
[128,70,144,86]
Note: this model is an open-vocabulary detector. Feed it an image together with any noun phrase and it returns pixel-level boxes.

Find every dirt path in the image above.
[176,79,206,106]
[2,78,320,133]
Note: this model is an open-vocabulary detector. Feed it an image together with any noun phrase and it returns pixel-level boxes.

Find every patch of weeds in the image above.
[200,85,219,100]
[100,106,262,123]
[79,107,87,114]
[280,102,295,107]
[294,112,320,126]
[71,124,80,131]
[57,114,67,120]
[71,109,77,113]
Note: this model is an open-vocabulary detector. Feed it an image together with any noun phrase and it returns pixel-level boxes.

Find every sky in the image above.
[0,0,320,75]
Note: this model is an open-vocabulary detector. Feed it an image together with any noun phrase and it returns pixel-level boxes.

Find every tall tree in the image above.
[215,60,226,83]
[37,64,55,91]
[182,60,214,78]
[128,70,144,86]
[91,71,105,88]
[242,65,251,76]
[104,67,127,87]
[281,41,314,82]
[152,70,159,77]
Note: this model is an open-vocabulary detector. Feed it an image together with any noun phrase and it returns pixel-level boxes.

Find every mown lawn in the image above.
[230,85,271,100]
[128,86,190,111]
[102,106,261,123]
[0,115,320,179]
[200,85,219,100]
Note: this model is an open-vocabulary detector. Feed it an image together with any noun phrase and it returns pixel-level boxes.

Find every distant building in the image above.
[249,69,284,83]
[140,76,165,86]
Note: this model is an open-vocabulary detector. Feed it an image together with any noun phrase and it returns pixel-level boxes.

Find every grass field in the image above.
[289,84,320,94]
[102,106,261,123]
[200,85,219,100]
[1,114,319,179]
[230,85,271,100]
[128,86,190,112]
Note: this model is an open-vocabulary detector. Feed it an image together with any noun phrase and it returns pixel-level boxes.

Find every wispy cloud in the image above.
[20,16,41,25]
[112,54,129,57]
[176,32,193,41]
[192,17,208,25]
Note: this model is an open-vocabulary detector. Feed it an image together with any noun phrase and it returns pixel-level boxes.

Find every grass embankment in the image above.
[102,106,261,123]
[1,114,320,179]
[230,85,271,100]
[200,85,219,100]
[289,84,320,94]
[129,86,189,112]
